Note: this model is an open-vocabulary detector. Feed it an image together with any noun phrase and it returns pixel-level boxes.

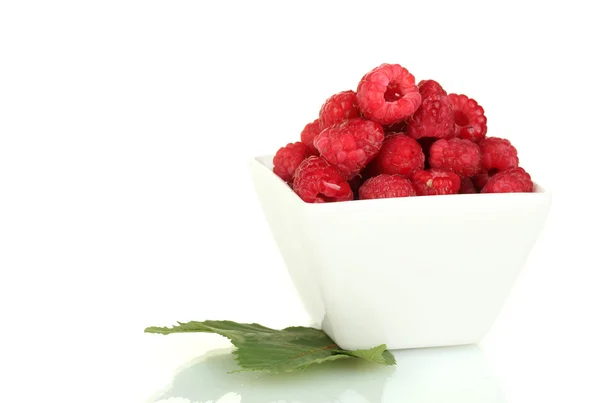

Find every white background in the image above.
[1,1,599,402]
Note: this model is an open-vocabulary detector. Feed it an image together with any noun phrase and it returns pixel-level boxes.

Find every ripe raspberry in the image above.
[314,118,384,179]
[448,94,487,142]
[300,119,321,155]
[373,134,424,177]
[293,156,353,203]
[356,63,422,125]
[273,142,313,182]
[412,169,461,196]
[319,90,360,130]
[406,80,454,140]
[359,174,416,200]
[480,137,519,172]
[481,167,533,193]
[459,177,477,194]
[429,138,482,177]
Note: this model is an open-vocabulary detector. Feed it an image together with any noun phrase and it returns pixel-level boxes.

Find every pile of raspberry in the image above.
[273,63,534,203]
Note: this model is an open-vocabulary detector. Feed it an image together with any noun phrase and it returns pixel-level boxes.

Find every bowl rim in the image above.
[250,155,551,208]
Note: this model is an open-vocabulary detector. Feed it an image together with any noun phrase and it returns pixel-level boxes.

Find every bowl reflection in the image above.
[152,344,505,403]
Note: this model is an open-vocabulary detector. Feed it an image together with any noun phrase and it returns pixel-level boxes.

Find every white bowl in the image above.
[248,155,552,350]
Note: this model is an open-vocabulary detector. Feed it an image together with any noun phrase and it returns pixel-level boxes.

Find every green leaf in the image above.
[343,343,397,366]
[145,320,396,373]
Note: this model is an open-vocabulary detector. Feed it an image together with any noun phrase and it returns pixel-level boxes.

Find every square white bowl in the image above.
[248,155,551,350]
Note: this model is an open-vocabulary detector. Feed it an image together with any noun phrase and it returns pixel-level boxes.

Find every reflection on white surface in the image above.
[152,344,505,403]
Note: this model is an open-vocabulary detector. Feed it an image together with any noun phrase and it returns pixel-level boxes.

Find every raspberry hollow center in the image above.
[454,110,469,126]
[384,81,404,102]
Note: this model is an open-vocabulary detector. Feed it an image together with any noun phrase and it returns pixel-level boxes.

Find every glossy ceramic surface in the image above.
[249,155,551,350]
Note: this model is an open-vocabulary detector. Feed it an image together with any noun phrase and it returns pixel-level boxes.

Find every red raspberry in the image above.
[319,90,360,130]
[356,63,422,125]
[373,134,424,177]
[300,119,321,155]
[359,174,416,200]
[459,177,477,194]
[314,118,384,179]
[273,142,313,182]
[293,156,353,203]
[406,80,454,140]
[412,169,461,196]
[481,167,533,193]
[480,137,519,172]
[429,138,482,177]
[448,94,487,142]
